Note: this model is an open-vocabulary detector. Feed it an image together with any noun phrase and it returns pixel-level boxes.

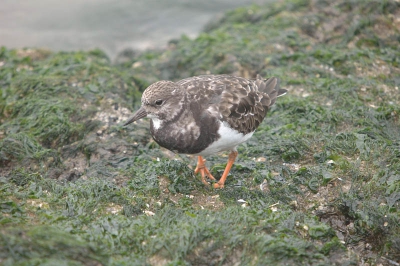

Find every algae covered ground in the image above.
[1,0,399,265]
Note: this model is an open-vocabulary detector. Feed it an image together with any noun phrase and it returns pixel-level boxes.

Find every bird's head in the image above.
[123,80,185,126]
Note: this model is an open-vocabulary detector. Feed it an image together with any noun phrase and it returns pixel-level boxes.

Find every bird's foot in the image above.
[194,156,216,186]
[213,182,225,189]
[212,151,238,189]
[195,151,238,189]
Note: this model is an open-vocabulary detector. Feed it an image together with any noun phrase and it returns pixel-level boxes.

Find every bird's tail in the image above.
[255,74,287,105]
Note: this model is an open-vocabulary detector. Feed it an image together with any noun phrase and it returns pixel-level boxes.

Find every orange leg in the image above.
[213,150,238,189]
[194,156,216,186]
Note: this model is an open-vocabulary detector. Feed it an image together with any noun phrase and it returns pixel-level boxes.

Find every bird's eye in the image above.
[155,99,163,106]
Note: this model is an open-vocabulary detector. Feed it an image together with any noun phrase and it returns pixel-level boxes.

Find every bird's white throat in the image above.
[151,117,162,130]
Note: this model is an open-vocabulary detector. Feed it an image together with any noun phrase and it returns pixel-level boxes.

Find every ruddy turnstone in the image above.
[124,74,287,188]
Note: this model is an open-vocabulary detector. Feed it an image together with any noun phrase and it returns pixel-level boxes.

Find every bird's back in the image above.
[177,74,286,134]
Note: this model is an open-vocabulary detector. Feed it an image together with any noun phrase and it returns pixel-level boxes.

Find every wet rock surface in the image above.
[1,0,399,265]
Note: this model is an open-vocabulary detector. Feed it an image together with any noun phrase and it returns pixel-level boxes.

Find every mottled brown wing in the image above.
[177,74,281,134]
[177,74,230,115]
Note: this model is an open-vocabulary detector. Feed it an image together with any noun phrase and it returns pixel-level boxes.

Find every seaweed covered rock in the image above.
[0,0,399,265]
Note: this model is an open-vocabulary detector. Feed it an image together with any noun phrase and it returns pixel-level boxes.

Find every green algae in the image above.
[1,0,399,265]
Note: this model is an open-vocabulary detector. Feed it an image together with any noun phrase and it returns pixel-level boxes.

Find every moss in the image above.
[0,0,399,264]
[0,225,107,265]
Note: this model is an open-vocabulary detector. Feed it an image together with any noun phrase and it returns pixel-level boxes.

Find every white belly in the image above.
[196,121,254,156]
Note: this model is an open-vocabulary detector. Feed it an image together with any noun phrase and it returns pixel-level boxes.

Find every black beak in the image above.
[123,107,147,126]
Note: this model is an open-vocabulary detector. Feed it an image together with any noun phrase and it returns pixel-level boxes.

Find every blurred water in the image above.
[0,0,271,59]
